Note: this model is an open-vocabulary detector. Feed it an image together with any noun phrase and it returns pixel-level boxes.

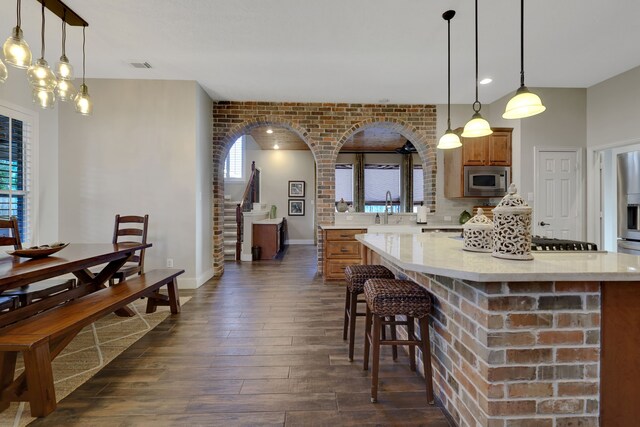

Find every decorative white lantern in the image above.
[492,184,533,260]
[463,208,493,253]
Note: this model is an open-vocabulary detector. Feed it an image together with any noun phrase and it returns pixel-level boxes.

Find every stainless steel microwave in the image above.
[464,166,510,197]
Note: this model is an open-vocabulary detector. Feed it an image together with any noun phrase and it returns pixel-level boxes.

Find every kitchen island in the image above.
[357,231,640,427]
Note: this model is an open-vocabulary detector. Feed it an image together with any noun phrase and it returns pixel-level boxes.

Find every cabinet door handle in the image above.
[340,248,349,252]
[339,234,350,238]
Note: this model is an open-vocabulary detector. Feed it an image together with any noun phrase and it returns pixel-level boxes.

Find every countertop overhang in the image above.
[357,232,640,282]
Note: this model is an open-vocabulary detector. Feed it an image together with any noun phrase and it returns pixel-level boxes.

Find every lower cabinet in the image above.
[252,220,285,260]
[323,228,365,280]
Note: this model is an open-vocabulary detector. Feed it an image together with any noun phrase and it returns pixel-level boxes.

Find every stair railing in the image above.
[235,161,260,260]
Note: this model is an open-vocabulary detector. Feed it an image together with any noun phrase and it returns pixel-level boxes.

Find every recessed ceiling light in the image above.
[378,98,390,103]
[273,143,279,150]
[266,128,274,134]
[480,78,493,85]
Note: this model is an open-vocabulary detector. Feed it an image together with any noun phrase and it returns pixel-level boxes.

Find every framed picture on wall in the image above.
[288,199,305,216]
[288,180,305,198]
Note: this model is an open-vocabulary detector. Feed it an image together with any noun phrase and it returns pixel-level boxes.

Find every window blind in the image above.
[224,136,244,179]
[0,113,31,242]
[364,164,400,203]
[335,164,353,203]
[413,166,424,203]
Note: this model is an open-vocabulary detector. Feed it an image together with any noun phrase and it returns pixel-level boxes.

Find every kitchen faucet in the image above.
[384,190,393,224]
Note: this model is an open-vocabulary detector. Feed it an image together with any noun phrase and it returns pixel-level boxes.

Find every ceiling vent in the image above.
[130,62,152,69]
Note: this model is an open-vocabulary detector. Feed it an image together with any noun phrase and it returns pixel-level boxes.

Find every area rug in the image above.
[0,296,190,427]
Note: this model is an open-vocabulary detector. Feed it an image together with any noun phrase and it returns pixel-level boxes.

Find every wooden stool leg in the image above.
[390,315,398,361]
[419,316,435,404]
[371,315,382,403]
[0,352,17,411]
[408,316,416,371]
[363,305,372,371]
[348,290,358,361]
[342,287,350,340]
[167,278,181,314]
[23,343,56,417]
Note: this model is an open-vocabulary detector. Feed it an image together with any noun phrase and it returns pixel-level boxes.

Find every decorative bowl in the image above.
[7,242,69,259]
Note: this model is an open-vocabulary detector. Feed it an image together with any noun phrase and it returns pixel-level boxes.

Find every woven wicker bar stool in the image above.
[343,265,395,361]
[363,278,434,404]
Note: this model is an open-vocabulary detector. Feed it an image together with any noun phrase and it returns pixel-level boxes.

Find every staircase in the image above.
[224,200,240,260]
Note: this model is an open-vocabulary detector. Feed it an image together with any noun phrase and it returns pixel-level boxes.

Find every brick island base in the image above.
[366,248,638,427]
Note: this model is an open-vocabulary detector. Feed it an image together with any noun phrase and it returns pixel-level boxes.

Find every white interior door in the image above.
[535,149,581,239]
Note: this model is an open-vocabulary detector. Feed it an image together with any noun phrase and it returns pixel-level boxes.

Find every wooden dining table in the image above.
[0,242,152,327]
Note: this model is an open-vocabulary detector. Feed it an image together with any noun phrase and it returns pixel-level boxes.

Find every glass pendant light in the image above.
[503,0,545,119]
[27,1,58,95]
[56,78,77,101]
[462,0,492,138]
[55,18,73,80]
[437,10,461,150]
[32,88,55,109]
[0,59,7,83]
[3,0,32,69]
[74,26,92,115]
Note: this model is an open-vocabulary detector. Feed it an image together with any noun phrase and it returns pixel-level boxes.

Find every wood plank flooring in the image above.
[30,245,451,426]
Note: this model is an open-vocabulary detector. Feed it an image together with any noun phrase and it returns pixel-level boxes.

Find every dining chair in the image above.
[108,214,149,285]
[0,216,77,307]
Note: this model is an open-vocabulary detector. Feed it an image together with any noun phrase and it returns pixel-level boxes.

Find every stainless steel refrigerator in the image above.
[617,151,640,254]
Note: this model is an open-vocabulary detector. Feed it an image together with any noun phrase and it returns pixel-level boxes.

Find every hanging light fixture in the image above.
[3,0,32,69]
[438,10,461,150]
[462,0,492,138]
[55,15,74,80]
[503,0,545,119]
[74,25,92,115]
[32,87,55,109]
[27,0,57,109]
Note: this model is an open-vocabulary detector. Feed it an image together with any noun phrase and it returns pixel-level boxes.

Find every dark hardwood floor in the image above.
[31,245,451,426]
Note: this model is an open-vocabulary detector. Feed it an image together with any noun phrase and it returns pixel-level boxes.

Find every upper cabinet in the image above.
[444,127,513,198]
[461,128,512,166]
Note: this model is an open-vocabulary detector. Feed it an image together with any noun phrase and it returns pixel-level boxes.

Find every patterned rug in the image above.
[0,297,189,426]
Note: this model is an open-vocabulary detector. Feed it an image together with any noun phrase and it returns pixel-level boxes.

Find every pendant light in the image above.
[74,25,92,116]
[437,10,461,150]
[502,0,545,119]
[3,0,32,69]
[55,16,74,80]
[462,0,492,138]
[27,1,57,109]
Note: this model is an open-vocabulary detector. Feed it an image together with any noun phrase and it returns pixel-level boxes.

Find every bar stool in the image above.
[363,278,434,404]
[343,265,395,361]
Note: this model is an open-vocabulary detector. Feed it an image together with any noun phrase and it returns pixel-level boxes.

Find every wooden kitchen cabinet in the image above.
[323,228,366,280]
[461,128,512,166]
[444,128,513,198]
[252,219,285,260]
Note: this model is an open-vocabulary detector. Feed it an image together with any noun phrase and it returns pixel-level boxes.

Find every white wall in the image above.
[58,79,212,288]
[0,74,59,244]
[195,84,213,284]
[245,136,316,243]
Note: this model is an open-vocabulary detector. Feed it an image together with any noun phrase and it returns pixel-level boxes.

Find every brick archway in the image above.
[212,102,437,277]
[335,118,436,211]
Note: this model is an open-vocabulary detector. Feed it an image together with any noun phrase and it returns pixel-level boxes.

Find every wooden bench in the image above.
[0,268,184,417]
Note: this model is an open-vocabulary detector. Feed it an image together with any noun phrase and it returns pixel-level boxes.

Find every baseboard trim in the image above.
[177,268,214,289]
[240,253,252,262]
[285,239,314,245]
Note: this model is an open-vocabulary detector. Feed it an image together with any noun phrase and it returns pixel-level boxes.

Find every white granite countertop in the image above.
[254,217,284,225]
[356,232,640,282]
[320,224,463,231]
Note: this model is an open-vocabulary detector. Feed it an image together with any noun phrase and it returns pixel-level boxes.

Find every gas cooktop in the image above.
[531,236,598,252]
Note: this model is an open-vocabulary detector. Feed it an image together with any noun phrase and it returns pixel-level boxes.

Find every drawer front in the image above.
[326,241,361,258]
[325,229,365,241]
[325,258,362,280]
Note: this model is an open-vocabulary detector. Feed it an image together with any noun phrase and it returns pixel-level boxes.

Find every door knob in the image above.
[539,221,550,226]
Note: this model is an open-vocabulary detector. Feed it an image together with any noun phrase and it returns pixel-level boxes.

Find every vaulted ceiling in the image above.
[2,0,640,104]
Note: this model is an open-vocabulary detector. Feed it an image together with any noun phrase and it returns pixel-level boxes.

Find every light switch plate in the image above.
[444,216,452,221]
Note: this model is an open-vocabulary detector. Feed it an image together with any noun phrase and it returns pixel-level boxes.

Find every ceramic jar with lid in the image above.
[463,208,494,253]
[492,183,533,260]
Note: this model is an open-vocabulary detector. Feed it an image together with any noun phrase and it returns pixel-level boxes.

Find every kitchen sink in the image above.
[366,225,424,233]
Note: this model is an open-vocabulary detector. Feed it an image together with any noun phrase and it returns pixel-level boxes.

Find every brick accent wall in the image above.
[212,102,437,276]
[379,258,600,427]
